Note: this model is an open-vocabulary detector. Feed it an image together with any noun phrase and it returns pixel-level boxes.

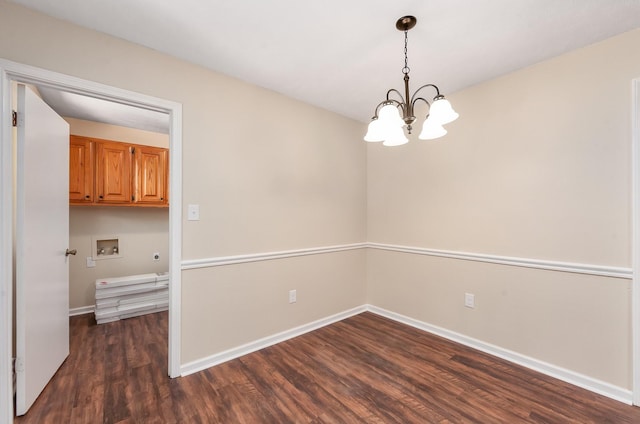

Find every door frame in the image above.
[633,77,640,406]
[0,59,183,422]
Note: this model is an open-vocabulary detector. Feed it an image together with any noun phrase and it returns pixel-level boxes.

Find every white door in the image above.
[15,84,71,415]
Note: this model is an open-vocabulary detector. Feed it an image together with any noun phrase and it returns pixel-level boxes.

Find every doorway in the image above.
[633,77,640,406]
[0,59,183,422]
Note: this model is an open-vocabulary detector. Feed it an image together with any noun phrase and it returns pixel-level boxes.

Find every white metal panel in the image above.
[15,84,70,415]
[94,272,169,324]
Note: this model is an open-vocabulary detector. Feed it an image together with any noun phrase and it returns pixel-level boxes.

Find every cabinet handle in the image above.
[99,195,103,199]
[85,195,90,199]
[160,197,164,201]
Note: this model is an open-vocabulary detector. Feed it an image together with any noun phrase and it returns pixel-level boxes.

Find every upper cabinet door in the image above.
[69,136,94,203]
[134,145,168,205]
[95,141,132,203]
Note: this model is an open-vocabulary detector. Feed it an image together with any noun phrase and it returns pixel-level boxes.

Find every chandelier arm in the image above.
[370,101,386,118]
[386,89,406,103]
[409,84,442,105]
[385,89,409,117]
[411,96,431,110]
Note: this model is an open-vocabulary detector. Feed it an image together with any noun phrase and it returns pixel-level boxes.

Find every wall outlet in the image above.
[153,252,160,261]
[86,256,96,268]
[464,293,475,308]
[289,289,297,304]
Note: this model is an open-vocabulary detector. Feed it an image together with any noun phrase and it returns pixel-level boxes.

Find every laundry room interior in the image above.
[66,115,170,318]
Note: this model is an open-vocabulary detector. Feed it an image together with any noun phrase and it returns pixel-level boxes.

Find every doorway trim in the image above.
[0,59,182,422]
[633,77,640,406]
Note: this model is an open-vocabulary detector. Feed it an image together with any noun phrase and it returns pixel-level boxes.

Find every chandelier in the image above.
[364,16,459,146]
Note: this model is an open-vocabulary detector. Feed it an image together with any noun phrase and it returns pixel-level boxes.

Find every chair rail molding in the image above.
[181,243,367,269]
[368,243,632,280]
[181,242,631,280]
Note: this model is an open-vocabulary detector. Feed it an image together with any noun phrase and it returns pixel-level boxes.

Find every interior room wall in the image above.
[0,0,367,365]
[66,118,170,310]
[367,28,640,391]
[65,117,169,148]
[182,250,366,363]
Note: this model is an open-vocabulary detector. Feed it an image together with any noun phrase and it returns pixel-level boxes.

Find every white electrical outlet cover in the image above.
[187,204,200,221]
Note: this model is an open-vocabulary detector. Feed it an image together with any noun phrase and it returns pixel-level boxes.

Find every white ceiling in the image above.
[11,0,640,129]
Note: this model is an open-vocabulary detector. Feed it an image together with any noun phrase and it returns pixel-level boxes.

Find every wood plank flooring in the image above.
[15,311,640,423]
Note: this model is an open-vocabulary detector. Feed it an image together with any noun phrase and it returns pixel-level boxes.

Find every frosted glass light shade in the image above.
[429,97,459,125]
[364,118,385,142]
[382,126,409,146]
[418,116,447,140]
[378,104,405,127]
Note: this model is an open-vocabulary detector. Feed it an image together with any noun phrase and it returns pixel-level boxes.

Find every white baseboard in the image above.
[69,305,94,317]
[366,304,633,405]
[180,305,367,376]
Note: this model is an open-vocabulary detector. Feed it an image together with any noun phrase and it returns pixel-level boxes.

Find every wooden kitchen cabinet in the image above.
[95,140,132,204]
[69,135,168,207]
[133,145,168,205]
[69,136,94,203]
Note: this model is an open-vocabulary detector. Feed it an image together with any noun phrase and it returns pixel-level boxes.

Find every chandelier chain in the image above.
[402,30,410,75]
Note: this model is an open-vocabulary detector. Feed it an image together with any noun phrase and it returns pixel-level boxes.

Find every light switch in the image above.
[188,204,200,221]
[464,293,475,308]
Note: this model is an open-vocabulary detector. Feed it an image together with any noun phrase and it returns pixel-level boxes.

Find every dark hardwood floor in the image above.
[15,311,640,423]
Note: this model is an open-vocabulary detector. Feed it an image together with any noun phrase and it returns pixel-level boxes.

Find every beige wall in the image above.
[367,28,640,389]
[367,250,631,388]
[182,250,367,363]
[0,0,366,364]
[69,207,169,309]
[368,30,635,265]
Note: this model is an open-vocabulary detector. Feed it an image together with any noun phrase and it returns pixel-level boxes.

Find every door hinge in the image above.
[12,111,17,127]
